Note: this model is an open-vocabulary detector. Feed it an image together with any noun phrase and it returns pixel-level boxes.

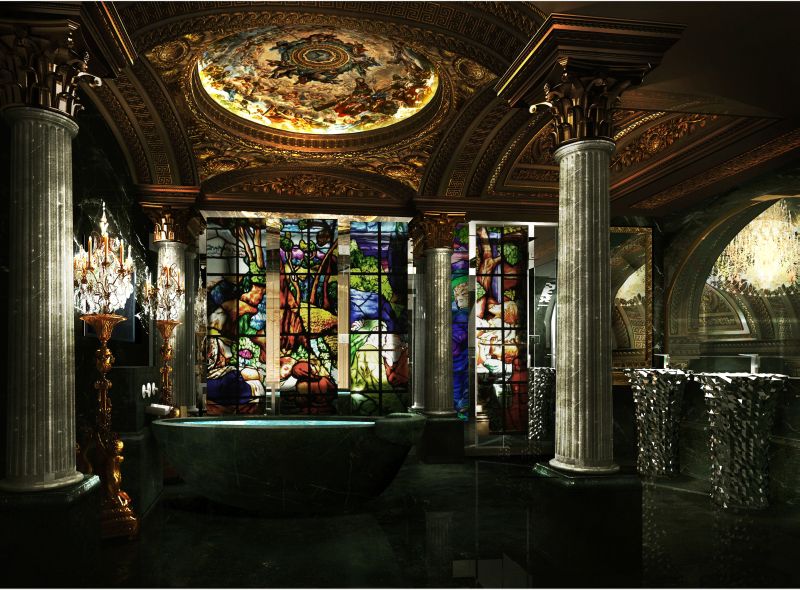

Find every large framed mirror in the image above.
[610,227,653,371]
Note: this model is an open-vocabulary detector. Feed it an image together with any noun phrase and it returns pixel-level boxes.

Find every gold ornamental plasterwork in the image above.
[231,175,388,200]
[635,127,800,210]
[612,114,716,172]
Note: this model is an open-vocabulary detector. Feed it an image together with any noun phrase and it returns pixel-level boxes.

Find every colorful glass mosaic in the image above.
[279,219,339,414]
[451,223,470,419]
[475,225,528,433]
[349,222,409,415]
[206,223,268,414]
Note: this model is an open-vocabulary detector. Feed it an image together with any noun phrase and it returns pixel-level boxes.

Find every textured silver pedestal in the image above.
[627,369,687,477]
[0,107,83,491]
[694,372,786,509]
[155,240,188,408]
[550,139,618,474]
[423,248,455,416]
[528,367,556,441]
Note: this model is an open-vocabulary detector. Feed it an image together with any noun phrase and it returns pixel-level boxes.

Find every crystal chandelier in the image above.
[73,202,135,314]
[142,264,185,321]
[709,199,800,296]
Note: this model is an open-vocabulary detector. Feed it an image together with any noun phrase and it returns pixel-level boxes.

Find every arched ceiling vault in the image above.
[64,1,800,220]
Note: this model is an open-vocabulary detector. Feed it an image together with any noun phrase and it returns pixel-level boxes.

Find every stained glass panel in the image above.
[205,222,268,414]
[475,225,528,433]
[349,221,409,415]
[279,219,339,414]
[452,223,470,418]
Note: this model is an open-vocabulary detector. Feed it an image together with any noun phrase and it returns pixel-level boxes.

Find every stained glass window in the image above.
[452,223,470,419]
[349,222,410,415]
[475,225,528,433]
[279,219,339,414]
[205,222,268,414]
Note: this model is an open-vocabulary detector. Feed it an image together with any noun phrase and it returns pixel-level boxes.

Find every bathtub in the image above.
[151,413,426,513]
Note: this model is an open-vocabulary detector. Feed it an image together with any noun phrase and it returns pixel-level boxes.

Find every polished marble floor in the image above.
[8,455,800,588]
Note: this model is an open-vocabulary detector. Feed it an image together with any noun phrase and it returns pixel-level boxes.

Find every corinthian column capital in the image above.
[0,19,101,117]
[409,211,466,257]
[535,57,650,145]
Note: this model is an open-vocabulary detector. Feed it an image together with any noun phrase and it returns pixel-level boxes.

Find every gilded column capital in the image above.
[410,211,466,257]
[0,19,101,117]
[533,57,650,146]
[145,205,206,246]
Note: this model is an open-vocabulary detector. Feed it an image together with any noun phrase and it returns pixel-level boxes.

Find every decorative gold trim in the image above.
[634,128,800,210]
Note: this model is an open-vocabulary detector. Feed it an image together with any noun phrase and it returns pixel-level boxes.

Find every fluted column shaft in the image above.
[181,248,197,410]
[550,139,618,473]
[155,240,188,408]
[1,107,84,490]
[411,256,426,411]
[424,248,454,416]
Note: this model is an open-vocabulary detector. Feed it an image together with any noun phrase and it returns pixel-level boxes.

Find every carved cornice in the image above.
[409,211,466,255]
[494,14,685,110]
[0,19,101,117]
[635,127,800,211]
[612,114,716,172]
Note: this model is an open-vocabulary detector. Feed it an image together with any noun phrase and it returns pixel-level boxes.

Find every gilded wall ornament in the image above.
[612,114,715,172]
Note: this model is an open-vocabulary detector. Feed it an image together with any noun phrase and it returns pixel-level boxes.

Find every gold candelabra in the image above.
[143,263,185,411]
[73,203,139,540]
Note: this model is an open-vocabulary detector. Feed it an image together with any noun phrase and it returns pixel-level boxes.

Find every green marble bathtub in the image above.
[151,413,426,513]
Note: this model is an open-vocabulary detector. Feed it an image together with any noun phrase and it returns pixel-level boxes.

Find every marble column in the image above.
[410,212,464,416]
[181,247,197,410]
[154,239,188,408]
[550,139,619,474]
[492,13,683,474]
[0,20,101,490]
[0,107,85,491]
[411,254,426,412]
[424,248,454,416]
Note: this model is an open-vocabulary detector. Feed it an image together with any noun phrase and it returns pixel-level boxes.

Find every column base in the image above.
[534,462,640,488]
[0,469,84,492]
[549,458,620,475]
[0,475,101,586]
[417,417,464,464]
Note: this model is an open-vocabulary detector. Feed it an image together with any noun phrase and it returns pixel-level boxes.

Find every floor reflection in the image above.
[8,456,800,587]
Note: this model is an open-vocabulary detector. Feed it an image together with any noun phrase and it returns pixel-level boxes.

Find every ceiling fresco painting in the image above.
[198,26,439,135]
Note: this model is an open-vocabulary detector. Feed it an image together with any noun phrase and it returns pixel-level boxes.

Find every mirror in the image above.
[610,227,653,369]
[529,226,653,378]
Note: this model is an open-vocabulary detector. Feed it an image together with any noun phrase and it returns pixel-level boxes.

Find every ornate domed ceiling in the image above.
[197,26,438,135]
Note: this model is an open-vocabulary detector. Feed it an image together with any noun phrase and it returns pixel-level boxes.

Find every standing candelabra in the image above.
[143,264,185,412]
[73,203,139,539]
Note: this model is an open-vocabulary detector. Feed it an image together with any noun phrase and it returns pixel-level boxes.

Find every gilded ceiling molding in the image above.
[201,166,414,204]
[117,2,539,74]
[635,127,800,211]
[111,73,175,185]
[466,107,534,197]
[0,19,101,116]
[612,114,717,172]
[419,82,499,197]
[83,82,153,184]
[133,58,198,185]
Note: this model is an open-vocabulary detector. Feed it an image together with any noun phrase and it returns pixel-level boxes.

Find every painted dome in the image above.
[197,26,439,135]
